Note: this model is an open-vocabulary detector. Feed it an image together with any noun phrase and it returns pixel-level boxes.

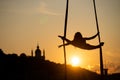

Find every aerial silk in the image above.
[93,0,104,80]
[62,0,69,80]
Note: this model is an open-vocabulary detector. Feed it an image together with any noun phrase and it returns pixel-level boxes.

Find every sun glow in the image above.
[71,56,81,67]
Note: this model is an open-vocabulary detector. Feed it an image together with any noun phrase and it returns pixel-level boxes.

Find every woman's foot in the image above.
[58,35,65,40]
[100,42,104,46]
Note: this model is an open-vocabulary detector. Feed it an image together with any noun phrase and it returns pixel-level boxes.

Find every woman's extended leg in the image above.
[81,42,104,50]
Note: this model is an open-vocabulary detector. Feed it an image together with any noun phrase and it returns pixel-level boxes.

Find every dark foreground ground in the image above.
[0,49,120,80]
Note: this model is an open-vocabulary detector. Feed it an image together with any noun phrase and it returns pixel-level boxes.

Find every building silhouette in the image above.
[32,44,45,60]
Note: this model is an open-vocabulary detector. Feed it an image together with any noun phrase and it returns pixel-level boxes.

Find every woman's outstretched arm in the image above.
[84,32,99,40]
[58,43,70,48]
[58,35,71,43]
[58,35,72,48]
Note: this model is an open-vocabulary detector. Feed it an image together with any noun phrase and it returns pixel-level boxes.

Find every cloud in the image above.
[86,64,100,74]
[107,62,120,74]
[86,62,120,74]
[1,1,62,16]
[38,2,62,16]
[115,65,120,73]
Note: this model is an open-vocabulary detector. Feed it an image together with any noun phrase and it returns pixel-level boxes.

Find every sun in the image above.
[71,56,80,67]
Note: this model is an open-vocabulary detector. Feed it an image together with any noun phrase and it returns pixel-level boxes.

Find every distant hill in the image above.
[0,49,120,80]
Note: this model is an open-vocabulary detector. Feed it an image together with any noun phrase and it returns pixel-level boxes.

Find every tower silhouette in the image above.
[35,44,41,58]
[31,50,33,57]
[34,44,45,60]
[43,49,45,60]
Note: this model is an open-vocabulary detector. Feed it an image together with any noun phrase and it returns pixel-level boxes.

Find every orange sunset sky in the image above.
[0,0,120,73]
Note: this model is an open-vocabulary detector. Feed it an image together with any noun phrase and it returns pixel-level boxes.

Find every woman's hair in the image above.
[73,32,82,41]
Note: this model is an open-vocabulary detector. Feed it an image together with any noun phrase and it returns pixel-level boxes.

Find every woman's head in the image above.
[74,32,82,40]
[75,32,82,37]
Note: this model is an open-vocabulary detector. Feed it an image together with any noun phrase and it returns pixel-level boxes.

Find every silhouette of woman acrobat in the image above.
[58,32,104,50]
